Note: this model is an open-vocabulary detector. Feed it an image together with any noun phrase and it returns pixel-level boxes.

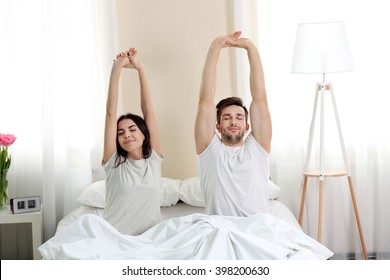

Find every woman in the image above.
[102,48,163,235]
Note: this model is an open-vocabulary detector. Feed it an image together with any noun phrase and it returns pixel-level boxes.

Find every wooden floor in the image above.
[329,252,389,260]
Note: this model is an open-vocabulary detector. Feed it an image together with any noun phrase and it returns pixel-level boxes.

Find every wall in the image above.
[115,0,237,179]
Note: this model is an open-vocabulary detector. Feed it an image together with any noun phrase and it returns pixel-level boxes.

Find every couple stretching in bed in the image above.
[104,31,271,235]
[39,32,333,259]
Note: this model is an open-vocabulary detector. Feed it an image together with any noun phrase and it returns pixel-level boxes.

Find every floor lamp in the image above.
[291,22,368,260]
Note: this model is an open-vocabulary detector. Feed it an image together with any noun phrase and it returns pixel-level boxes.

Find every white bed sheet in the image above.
[45,200,332,260]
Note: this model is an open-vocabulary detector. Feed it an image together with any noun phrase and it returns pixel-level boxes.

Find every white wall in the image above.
[116,0,237,179]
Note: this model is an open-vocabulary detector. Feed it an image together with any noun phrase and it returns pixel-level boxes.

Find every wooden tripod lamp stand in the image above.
[291,22,368,260]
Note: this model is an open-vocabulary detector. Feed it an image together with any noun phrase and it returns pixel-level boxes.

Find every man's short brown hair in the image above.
[216,97,248,124]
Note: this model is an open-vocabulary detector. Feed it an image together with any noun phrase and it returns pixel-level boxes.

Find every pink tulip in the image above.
[0,134,17,147]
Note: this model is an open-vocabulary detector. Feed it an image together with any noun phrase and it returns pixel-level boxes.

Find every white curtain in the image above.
[234,0,390,259]
[0,0,117,243]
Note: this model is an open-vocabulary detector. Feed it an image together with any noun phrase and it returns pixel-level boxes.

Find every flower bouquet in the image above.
[0,133,17,207]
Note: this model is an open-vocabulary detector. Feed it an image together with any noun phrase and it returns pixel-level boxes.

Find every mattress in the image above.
[56,200,300,234]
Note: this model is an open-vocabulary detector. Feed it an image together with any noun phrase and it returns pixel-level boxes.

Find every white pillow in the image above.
[268,179,281,199]
[179,177,281,207]
[77,180,106,208]
[179,177,205,207]
[160,177,181,207]
[77,178,181,208]
[77,177,281,208]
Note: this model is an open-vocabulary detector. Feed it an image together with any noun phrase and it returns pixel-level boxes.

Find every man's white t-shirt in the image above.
[199,133,270,216]
[103,150,163,235]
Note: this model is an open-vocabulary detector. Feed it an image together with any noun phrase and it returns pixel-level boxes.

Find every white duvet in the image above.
[39,212,333,260]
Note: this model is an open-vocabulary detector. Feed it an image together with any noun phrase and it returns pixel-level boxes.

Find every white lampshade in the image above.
[291,21,354,74]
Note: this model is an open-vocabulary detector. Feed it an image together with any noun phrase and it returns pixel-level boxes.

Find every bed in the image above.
[38,177,333,260]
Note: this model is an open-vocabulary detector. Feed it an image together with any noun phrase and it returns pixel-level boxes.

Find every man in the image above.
[194,31,272,216]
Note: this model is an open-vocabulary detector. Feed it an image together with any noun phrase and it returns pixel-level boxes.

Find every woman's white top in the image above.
[103,150,163,235]
[199,133,270,216]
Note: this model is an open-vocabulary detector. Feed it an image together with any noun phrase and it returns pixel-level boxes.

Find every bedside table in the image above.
[0,205,43,260]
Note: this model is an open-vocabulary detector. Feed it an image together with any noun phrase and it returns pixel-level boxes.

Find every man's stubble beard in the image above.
[221,129,246,145]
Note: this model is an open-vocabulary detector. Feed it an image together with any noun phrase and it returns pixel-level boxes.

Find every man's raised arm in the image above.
[194,31,242,154]
[243,40,272,153]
